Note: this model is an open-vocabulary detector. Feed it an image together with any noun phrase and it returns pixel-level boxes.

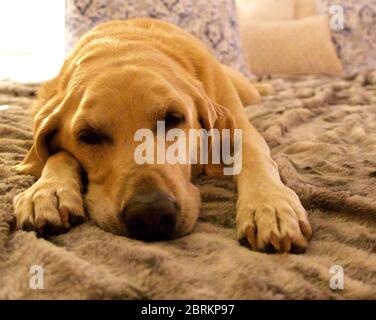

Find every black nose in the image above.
[123,190,178,241]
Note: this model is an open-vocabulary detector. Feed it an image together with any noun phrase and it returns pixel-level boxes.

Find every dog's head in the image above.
[17,47,235,241]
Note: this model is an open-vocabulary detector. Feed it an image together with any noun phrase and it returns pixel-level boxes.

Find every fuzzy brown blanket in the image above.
[0,71,376,299]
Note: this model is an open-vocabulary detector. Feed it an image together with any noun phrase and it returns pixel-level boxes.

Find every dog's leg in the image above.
[14,151,86,236]
[212,73,312,253]
[232,109,312,253]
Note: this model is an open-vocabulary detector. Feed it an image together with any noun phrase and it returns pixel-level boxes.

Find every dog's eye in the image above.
[77,129,108,145]
[164,112,185,128]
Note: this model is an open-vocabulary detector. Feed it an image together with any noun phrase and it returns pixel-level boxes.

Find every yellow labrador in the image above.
[13,19,312,252]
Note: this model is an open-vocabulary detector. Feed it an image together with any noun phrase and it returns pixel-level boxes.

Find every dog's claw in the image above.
[59,207,71,228]
[281,234,292,252]
[299,220,313,240]
[246,226,257,249]
[269,231,281,252]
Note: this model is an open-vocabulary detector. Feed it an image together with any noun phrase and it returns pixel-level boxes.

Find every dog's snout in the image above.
[123,190,178,241]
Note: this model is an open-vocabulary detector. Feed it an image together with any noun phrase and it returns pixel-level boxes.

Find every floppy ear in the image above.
[14,100,63,178]
[195,91,236,177]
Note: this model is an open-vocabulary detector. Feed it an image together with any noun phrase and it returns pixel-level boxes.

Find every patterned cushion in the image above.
[236,0,295,21]
[65,0,251,77]
[295,0,316,19]
[241,15,342,76]
[318,0,376,74]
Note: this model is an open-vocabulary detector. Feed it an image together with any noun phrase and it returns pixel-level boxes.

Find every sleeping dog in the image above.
[13,19,312,253]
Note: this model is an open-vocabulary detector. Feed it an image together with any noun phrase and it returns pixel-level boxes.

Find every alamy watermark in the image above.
[29,265,44,290]
[134,121,243,175]
[329,5,345,31]
[330,265,344,290]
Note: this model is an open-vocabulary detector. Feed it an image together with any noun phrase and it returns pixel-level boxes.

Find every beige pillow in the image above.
[295,0,316,18]
[236,0,295,21]
[241,15,343,75]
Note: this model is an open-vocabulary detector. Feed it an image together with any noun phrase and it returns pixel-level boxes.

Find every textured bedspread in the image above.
[0,70,376,299]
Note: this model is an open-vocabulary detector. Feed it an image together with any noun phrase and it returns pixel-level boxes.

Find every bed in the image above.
[1,70,375,299]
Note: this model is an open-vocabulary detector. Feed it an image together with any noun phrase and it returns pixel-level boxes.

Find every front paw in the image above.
[14,178,86,236]
[236,185,312,253]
